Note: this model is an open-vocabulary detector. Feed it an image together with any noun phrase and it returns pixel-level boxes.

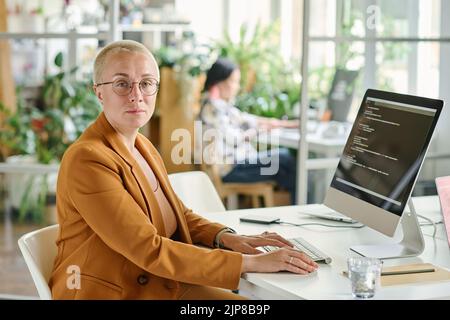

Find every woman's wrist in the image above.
[241,254,254,274]
[220,232,237,249]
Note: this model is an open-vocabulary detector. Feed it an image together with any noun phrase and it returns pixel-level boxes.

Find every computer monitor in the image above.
[324,89,443,259]
[327,69,359,122]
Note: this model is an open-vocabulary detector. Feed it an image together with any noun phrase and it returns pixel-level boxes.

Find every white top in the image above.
[197,98,259,176]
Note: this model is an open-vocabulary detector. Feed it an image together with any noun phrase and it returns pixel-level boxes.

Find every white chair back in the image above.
[169,171,226,213]
[18,224,59,300]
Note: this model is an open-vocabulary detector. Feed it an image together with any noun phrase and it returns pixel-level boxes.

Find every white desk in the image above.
[258,125,348,156]
[202,196,450,300]
[258,124,348,203]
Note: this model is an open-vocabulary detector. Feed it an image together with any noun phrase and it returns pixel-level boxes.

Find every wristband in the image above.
[214,227,237,249]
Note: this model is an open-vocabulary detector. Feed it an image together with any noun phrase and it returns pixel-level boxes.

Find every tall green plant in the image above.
[216,21,301,119]
[216,22,283,93]
[0,90,35,161]
[1,52,102,223]
[153,32,215,106]
[34,52,102,163]
[154,31,214,78]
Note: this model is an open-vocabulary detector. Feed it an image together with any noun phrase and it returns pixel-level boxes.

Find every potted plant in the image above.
[0,52,101,224]
[153,32,215,173]
[154,31,214,108]
[215,22,282,93]
[215,21,301,120]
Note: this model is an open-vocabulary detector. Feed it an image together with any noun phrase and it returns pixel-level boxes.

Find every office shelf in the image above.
[119,23,190,33]
[0,0,119,75]
[0,31,108,40]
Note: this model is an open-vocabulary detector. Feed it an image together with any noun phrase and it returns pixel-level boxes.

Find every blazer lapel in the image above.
[135,135,192,243]
[130,167,167,237]
[94,113,166,237]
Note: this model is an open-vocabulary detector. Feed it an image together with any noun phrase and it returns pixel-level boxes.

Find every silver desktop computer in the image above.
[324,89,443,259]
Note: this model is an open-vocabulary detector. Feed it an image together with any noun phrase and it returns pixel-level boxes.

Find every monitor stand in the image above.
[350,198,425,259]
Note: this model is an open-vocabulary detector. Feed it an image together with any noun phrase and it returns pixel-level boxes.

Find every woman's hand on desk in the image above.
[220,231,318,275]
[220,231,292,254]
[241,248,318,275]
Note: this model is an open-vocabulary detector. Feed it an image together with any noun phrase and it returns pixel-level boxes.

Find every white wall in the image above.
[227,0,272,42]
[174,0,225,42]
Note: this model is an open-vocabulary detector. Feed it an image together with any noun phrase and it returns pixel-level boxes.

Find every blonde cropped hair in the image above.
[93,40,158,83]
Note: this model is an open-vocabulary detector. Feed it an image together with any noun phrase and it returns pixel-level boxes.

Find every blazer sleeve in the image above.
[181,202,228,247]
[145,143,229,247]
[63,144,242,290]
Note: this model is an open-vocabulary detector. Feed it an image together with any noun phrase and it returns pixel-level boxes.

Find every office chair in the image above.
[168,171,226,213]
[200,163,276,208]
[18,224,59,300]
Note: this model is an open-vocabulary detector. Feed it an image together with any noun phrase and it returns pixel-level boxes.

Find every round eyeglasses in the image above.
[95,78,159,96]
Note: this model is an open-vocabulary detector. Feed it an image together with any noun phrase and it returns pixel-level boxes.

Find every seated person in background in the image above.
[49,40,318,300]
[199,58,299,204]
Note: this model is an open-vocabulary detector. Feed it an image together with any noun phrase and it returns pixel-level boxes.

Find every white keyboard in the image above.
[263,236,332,264]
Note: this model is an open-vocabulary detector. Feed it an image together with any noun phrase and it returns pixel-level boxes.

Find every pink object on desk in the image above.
[436,176,450,247]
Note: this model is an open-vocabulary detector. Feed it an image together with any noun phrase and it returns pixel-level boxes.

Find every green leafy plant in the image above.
[33,52,102,163]
[0,94,35,161]
[1,52,102,223]
[307,66,336,103]
[154,31,215,107]
[216,21,301,119]
[154,31,215,78]
[235,70,301,120]
[216,22,283,93]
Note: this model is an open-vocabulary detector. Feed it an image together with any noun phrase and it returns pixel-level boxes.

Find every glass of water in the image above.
[347,257,382,299]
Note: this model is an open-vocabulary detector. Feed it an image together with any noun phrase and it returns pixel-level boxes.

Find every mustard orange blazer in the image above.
[49,112,243,299]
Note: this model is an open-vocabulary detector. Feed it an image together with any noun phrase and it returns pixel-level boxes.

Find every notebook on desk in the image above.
[380,263,450,287]
[436,176,450,247]
[343,263,450,287]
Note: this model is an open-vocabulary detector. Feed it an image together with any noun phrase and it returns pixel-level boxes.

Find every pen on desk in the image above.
[381,268,435,276]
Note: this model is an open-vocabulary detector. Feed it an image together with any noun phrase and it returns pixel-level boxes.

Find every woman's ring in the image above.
[289,256,294,264]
